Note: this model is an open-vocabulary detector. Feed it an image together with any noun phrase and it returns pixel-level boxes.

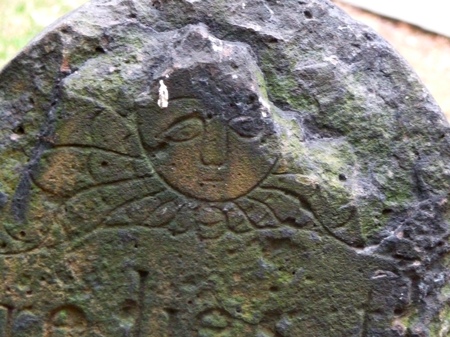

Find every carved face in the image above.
[138,98,276,201]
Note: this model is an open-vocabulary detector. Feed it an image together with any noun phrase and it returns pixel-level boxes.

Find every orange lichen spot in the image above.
[39,149,81,196]
[60,53,71,73]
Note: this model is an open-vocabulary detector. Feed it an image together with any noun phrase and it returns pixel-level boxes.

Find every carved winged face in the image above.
[0,23,382,337]
[137,97,277,202]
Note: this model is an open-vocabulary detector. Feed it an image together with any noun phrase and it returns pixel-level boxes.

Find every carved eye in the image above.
[164,118,203,142]
[229,116,263,138]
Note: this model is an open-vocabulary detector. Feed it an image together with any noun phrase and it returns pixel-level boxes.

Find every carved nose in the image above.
[201,118,227,166]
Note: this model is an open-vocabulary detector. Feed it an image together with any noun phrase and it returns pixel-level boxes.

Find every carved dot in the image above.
[19,231,26,238]
[338,173,347,181]
[101,161,108,167]
[26,290,33,295]
[13,124,25,135]
[0,241,6,248]
[304,10,313,19]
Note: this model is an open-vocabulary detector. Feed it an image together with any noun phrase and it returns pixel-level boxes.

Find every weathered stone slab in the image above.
[1,0,450,336]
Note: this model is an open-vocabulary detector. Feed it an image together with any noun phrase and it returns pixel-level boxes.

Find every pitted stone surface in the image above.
[1,1,450,336]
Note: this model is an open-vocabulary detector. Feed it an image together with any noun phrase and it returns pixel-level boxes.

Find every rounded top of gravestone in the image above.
[1,1,450,336]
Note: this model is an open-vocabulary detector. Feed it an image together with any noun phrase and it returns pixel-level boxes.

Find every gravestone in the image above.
[1,0,450,336]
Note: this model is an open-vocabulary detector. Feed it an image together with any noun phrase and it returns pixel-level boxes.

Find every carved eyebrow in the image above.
[163,117,204,142]
[164,111,203,130]
[228,116,264,138]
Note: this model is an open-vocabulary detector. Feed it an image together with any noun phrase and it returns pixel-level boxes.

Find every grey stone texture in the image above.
[0,0,450,336]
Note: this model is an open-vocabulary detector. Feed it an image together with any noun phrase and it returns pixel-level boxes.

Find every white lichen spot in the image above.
[210,38,223,53]
[242,2,246,9]
[259,97,271,117]
[10,134,20,141]
[232,74,238,79]
[158,80,169,108]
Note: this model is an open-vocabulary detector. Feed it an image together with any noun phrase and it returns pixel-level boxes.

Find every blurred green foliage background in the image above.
[0,0,87,69]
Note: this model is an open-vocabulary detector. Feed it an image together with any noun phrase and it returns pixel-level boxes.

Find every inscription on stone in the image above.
[1,0,450,336]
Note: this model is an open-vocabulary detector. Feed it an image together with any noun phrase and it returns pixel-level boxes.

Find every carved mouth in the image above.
[199,180,224,187]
